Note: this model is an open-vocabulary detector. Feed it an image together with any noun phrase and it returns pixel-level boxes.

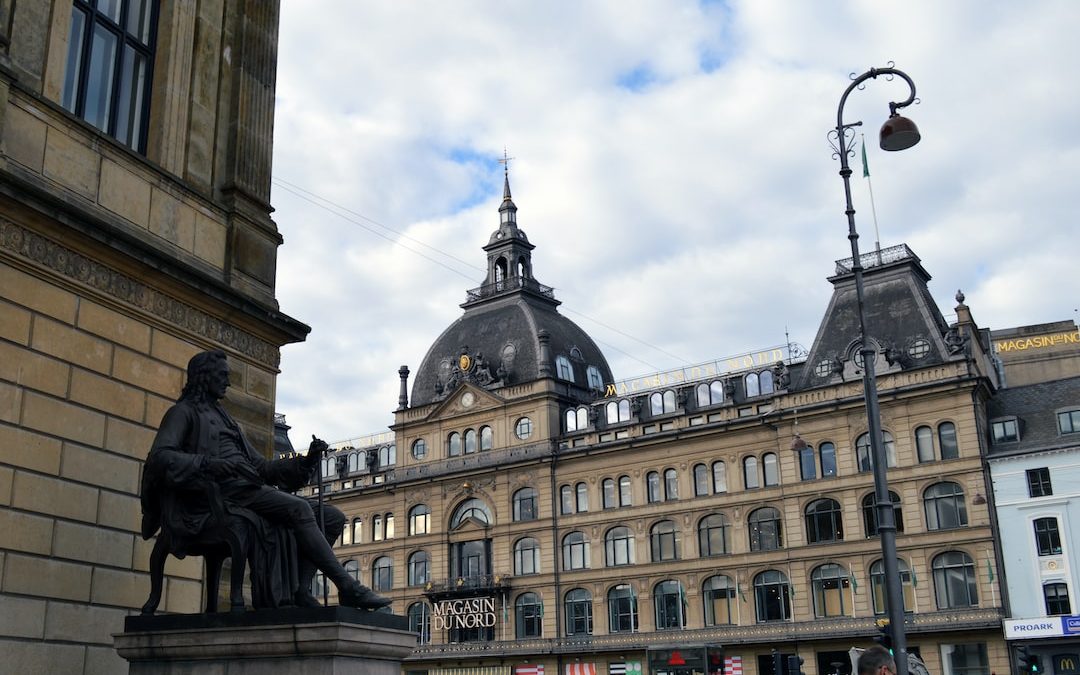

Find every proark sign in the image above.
[431,597,497,630]
[1004,616,1080,639]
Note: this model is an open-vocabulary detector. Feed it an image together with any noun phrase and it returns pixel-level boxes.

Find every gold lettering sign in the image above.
[603,345,791,397]
[995,331,1080,353]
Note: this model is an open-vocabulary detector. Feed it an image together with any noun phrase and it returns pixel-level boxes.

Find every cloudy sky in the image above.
[270,0,1080,445]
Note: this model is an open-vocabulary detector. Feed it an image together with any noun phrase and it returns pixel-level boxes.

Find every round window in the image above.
[814,359,832,378]
[908,338,931,359]
[515,417,533,440]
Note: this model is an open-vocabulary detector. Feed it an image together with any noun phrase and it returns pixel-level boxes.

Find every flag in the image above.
[911,566,918,587]
[737,580,747,603]
[517,667,545,675]
[565,664,597,675]
[611,662,642,675]
[850,570,859,593]
[986,558,995,583]
[861,138,870,178]
[538,598,545,617]
[725,656,744,675]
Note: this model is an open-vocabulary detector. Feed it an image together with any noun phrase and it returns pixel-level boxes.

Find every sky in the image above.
[270,0,1080,446]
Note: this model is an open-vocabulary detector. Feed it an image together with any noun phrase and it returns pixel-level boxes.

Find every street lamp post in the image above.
[831,66,920,675]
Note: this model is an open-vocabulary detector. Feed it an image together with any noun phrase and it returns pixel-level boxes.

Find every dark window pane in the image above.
[85,23,119,131]
[126,0,153,42]
[62,9,88,111]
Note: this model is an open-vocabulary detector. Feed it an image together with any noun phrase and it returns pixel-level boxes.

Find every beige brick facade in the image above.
[0,2,304,672]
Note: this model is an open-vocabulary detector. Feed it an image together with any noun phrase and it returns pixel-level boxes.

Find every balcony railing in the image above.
[835,243,917,274]
[464,277,556,304]
[423,574,513,600]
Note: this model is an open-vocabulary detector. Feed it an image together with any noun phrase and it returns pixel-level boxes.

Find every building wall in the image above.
[315,363,1008,675]
[0,2,303,673]
[991,321,1080,388]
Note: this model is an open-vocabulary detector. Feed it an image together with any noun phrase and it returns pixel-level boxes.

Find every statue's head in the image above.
[179,350,229,403]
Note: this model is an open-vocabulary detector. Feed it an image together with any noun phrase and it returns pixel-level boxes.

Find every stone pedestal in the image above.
[114,607,415,674]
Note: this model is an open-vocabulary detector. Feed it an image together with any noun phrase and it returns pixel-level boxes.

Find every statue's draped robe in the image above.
[140,399,312,609]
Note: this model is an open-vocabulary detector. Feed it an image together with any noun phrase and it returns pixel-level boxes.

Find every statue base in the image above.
[114,606,415,674]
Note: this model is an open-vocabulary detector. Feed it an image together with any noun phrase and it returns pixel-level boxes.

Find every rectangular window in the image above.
[1058,410,1080,434]
[1027,468,1053,498]
[62,0,156,154]
[1034,518,1063,556]
[992,419,1019,443]
[941,643,989,675]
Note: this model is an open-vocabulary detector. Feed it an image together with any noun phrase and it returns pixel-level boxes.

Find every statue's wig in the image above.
[178,350,227,402]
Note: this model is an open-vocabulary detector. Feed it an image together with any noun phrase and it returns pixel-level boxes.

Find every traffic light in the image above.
[874,618,894,655]
[1016,647,1041,675]
[773,650,785,675]
[788,655,807,675]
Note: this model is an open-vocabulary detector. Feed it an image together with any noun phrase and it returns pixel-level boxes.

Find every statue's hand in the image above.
[304,436,328,467]
[205,458,242,479]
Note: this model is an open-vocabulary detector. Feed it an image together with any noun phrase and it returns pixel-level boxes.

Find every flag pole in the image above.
[861,134,884,264]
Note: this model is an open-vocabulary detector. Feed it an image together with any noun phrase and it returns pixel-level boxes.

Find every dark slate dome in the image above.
[409,171,613,407]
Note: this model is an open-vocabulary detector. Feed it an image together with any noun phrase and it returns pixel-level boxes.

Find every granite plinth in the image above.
[114,607,416,675]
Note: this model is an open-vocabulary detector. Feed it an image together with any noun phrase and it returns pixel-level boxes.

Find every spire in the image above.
[498,148,517,225]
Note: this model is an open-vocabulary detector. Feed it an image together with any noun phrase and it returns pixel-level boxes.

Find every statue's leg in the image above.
[296,502,346,607]
[204,551,223,612]
[245,489,390,610]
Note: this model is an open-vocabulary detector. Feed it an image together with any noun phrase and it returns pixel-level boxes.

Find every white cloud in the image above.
[272,0,1080,443]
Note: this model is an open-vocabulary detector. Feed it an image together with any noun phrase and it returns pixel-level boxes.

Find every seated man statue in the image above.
[140,349,389,610]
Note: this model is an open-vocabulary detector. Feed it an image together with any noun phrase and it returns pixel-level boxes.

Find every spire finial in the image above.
[497,147,515,201]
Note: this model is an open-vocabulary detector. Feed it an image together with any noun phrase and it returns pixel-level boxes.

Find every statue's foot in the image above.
[294,591,323,608]
[339,582,391,610]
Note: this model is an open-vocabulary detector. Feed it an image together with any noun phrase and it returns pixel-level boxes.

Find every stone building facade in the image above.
[0,2,304,672]
[305,185,1010,675]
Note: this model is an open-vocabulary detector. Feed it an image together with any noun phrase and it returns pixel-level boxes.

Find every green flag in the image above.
[861,138,870,178]
[849,571,859,593]
[911,566,918,587]
[986,559,995,583]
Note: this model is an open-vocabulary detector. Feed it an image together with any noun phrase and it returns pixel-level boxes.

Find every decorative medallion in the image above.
[459,353,472,371]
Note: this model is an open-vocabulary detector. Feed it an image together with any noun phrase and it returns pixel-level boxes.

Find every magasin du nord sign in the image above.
[431,597,498,630]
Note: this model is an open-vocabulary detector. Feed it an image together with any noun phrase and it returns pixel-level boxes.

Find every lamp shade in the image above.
[879,114,920,151]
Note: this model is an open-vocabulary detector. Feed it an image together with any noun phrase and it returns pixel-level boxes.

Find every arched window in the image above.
[451,498,491,527]
[607,399,631,424]
[351,518,362,544]
[648,574,682,630]
[480,425,493,451]
[407,551,429,586]
[448,432,461,457]
[408,504,430,536]
[379,444,395,467]
[602,478,616,509]
[372,556,393,592]
[562,531,589,570]
[384,513,394,539]
[576,482,589,512]
[932,551,978,608]
[1044,582,1072,616]
[556,355,574,381]
[798,443,816,480]
[515,592,543,638]
[654,580,686,629]
[862,491,904,537]
[923,482,968,530]
[565,408,578,432]
[703,575,736,626]
[411,438,427,459]
[348,451,360,473]
[1034,517,1063,556]
[565,588,593,635]
[604,526,635,566]
[745,372,760,398]
[811,563,850,617]
[646,471,661,503]
[650,390,676,415]
[743,456,760,489]
[805,498,844,543]
[693,463,709,496]
[938,422,959,459]
[870,558,913,614]
[372,514,383,541]
[819,442,837,477]
[762,452,779,486]
[513,487,538,521]
[663,468,679,500]
[712,461,727,493]
[650,520,680,562]
[619,475,633,506]
[341,518,353,545]
[698,513,730,557]
[608,584,638,633]
[322,457,335,477]
[748,507,783,551]
[344,559,360,582]
[759,370,774,395]
[560,485,574,514]
[587,366,603,390]
[407,602,431,644]
[754,570,792,622]
[464,428,477,454]
[855,431,897,472]
[514,537,541,576]
[697,381,725,407]
[915,425,934,463]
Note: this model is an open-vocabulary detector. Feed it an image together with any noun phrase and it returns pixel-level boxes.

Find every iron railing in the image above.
[464,277,556,304]
[834,243,917,274]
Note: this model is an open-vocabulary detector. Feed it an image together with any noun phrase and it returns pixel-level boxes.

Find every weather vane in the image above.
[498,146,515,175]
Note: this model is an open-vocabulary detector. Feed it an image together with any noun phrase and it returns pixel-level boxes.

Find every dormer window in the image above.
[587,366,604,390]
[1057,409,1080,435]
[556,356,574,381]
[565,407,589,433]
[991,417,1019,444]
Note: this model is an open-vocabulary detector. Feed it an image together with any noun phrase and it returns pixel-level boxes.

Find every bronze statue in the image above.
[140,350,389,611]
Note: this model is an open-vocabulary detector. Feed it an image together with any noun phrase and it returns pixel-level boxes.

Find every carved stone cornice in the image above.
[0,218,280,366]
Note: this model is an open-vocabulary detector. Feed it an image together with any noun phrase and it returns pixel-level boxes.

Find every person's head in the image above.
[858,646,896,675]
[179,350,229,403]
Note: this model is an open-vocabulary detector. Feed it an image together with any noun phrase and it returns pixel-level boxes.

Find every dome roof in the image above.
[409,169,613,407]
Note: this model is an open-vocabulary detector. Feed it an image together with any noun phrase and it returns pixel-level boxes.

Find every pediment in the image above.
[451,516,491,534]
[422,382,505,422]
